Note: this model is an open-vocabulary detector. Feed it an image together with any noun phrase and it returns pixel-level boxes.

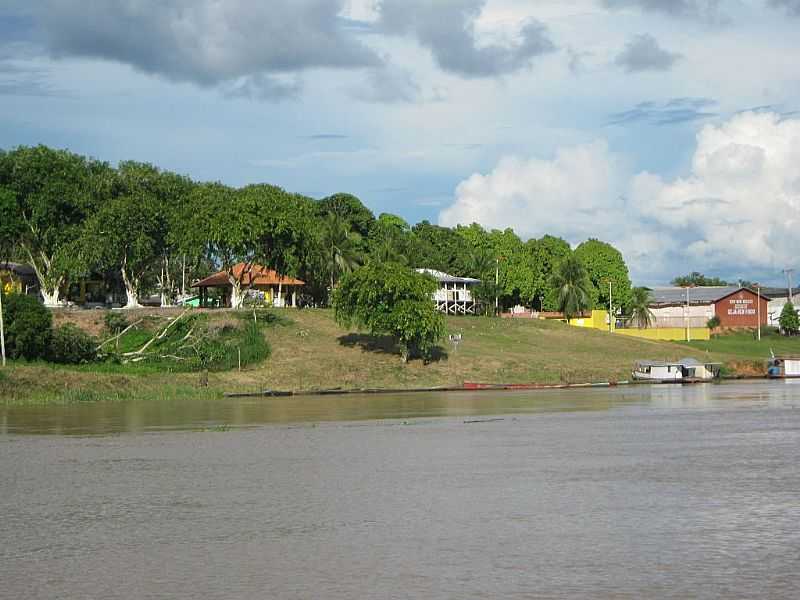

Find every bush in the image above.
[104,311,130,334]
[707,316,721,329]
[779,301,799,335]
[50,323,98,364]
[1,292,52,360]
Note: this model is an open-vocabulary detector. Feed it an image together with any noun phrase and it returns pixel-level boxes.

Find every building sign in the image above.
[727,297,755,316]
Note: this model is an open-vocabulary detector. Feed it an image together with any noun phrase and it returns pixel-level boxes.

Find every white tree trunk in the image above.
[120,264,142,309]
[40,286,61,307]
[230,280,244,310]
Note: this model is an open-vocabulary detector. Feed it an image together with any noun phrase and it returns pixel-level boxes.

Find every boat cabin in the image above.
[767,357,800,379]
[633,358,720,382]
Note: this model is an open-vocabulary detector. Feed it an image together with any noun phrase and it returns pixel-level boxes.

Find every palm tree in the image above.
[370,231,407,265]
[321,213,362,296]
[551,255,592,321]
[628,286,655,328]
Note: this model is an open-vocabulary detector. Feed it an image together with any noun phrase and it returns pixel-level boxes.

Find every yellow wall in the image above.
[614,327,710,341]
[569,310,612,331]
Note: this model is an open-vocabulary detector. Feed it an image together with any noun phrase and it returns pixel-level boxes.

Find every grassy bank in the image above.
[0,308,755,405]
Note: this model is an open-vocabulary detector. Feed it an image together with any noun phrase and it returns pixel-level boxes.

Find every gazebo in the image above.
[192,263,305,308]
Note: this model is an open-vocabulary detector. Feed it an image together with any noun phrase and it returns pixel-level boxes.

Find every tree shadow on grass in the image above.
[337,333,448,363]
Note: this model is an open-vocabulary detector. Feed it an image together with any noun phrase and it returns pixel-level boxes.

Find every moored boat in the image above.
[767,356,800,379]
[632,358,720,383]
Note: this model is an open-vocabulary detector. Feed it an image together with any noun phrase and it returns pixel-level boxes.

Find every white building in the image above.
[415,269,480,315]
[761,287,800,326]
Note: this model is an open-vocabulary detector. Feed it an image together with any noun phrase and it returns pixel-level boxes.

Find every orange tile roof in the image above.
[193,263,305,288]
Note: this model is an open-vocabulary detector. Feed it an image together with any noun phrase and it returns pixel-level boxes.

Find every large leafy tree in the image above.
[80,192,162,308]
[528,235,572,310]
[115,161,194,305]
[551,254,592,321]
[628,287,655,328]
[317,193,375,239]
[407,221,471,275]
[0,185,24,367]
[178,183,312,309]
[779,301,799,335]
[573,238,632,311]
[333,263,444,362]
[0,146,110,305]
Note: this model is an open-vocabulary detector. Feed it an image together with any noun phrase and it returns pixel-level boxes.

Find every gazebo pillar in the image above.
[292,289,297,307]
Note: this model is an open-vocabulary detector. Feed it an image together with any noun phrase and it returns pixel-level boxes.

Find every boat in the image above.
[632,358,721,383]
[767,356,800,379]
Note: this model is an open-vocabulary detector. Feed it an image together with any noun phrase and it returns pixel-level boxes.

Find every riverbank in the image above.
[0,308,785,404]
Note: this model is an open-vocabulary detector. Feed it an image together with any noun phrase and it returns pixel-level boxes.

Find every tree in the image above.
[550,254,592,321]
[333,263,444,362]
[671,272,729,287]
[574,239,632,310]
[79,192,162,308]
[0,185,24,366]
[367,213,410,264]
[779,301,799,335]
[0,146,111,305]
[114,161,194,306]
[628,287,655,328]
[407,221,470,275]
[528,235,571,310]
[178,183,311,309]
[320,212,362,297]
[317,193,375,239]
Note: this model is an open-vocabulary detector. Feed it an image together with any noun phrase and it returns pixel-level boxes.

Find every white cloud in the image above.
[439,111,800,283]
[439,140,627,240]
[630,111,800,272]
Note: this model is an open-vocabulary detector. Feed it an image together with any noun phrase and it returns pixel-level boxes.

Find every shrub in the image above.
[50,323,98,364]
[104,311,129,334]
[779,301,799,335]
[707,315,721,329]
[1,293,52,360]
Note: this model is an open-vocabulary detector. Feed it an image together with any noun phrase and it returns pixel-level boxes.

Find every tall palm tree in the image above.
[322,213,362,295]
[551,255,592,321]
[370,231,407,265]
[628,286,655,328]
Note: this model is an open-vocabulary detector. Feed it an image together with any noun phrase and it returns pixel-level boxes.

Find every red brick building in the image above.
[714,288,770,328]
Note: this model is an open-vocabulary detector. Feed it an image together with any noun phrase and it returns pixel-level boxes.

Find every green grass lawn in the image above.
[2,308,776,404]
[677,328,800,360]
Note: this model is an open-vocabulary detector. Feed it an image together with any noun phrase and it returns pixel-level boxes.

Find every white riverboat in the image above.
[632,358,721,383]
[767,356,800,379]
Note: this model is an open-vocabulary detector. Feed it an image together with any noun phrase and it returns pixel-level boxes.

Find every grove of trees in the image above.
[0,145,636,316]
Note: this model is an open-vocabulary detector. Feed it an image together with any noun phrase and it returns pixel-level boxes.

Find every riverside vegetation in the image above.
[1,307,787,405]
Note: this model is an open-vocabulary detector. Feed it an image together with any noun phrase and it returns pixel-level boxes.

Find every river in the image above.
[2,381,800,599]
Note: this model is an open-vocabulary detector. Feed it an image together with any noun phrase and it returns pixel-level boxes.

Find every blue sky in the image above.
[1,0,800,285]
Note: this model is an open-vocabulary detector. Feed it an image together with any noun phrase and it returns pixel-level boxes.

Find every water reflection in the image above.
[2,380,798,436]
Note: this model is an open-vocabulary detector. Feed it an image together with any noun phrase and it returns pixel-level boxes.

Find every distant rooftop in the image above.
[415,268,480,284]
[648,286,771,305]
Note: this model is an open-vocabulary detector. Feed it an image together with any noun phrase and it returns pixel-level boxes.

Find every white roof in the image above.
[415,268,480,284]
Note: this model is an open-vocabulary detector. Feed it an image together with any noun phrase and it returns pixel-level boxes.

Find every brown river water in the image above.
[2,381,800,599]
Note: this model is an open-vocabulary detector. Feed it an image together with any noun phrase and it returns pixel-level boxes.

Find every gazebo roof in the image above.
[193,263,305,288]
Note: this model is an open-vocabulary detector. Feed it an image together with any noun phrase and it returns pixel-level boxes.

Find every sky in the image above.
[1,0,799,286]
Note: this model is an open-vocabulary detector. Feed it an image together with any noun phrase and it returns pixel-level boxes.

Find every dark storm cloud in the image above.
[11,0,380,99]
[768,0,800,16]
[377,0,556,78]
[614,34,682,72]
[608,97,718,125]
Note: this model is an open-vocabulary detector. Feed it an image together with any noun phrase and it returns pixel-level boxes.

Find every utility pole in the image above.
[783,268,795,303]
[495,257,499,316]
[757,284,761,341]
[685,286,691,342]
[608,280,613,333]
